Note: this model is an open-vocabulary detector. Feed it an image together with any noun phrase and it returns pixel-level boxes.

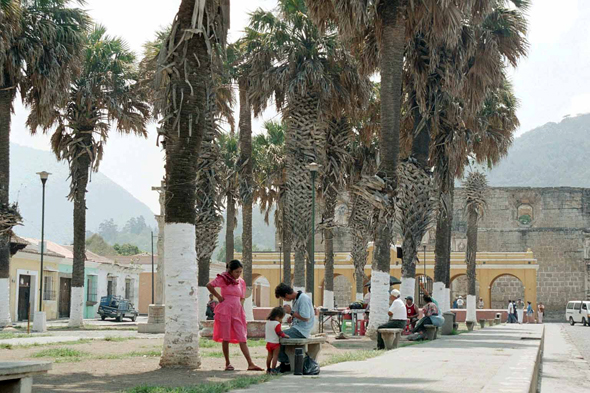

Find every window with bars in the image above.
[43,276,56,300]
[87,276,98,303]
[125,278,133,301]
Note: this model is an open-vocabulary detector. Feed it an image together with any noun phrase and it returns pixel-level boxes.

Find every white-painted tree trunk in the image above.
[0,278,11,327]
[356,292,363,302]
[293,286,305,294]
[197,286,209,324]
[160,223,200,368]
[323,289,334,309]
[443,287,451,313]
[400,277,415,301]
[243,293,254,321]
[366,270,390,339]
[432,282,445,312]
[466,295,477,323]
[68,287,85,327]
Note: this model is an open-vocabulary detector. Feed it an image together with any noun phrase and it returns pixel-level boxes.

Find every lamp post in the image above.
[307,162,320,303]
[151,231,155,305]
[37,171,50,312]
[278,241,282,283]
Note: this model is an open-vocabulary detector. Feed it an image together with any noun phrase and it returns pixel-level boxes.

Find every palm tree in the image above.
[253,122,290,284]
[247,0,370,297]
[306,0,473,336]
[463,171,487,323]
[218,131,239,263]
[35,25,150,327]
[152,0,229,368]
[0,0,88,327]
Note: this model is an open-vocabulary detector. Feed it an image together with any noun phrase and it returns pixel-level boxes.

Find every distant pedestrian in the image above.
[517,299,524,324]
[537,303,545,324]
[478,298,484,309]
[526,302,534,323]
[206,294,219,320]
[456,296,464,309]
[453,298,458,309]
[512,301,518,323]
[507,300,515,323]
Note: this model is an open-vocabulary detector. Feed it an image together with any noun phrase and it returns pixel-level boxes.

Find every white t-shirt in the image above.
[389,297,407,320]
[457,298,464,307]
[265,320,283,344]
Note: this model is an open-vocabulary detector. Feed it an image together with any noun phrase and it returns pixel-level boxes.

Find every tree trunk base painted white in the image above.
[400,277,415,301]
[160,223,200,369]
[293,286,305,294]
[197,286,209,324]
[356,292,363,302]
[432,282,446,311]
[366,270,390,340]
[444,288,451,312]
[323,290,334,310]
[243,294,254,321]
[68,287,84,328]
[0,278,11,327]
[32,311,47,332]
[466,295,477,323]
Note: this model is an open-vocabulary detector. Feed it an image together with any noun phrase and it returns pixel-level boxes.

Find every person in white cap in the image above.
[456,295,464,309]
[376,289,407,350]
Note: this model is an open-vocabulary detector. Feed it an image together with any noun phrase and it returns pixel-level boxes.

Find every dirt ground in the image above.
[1,335,364,393]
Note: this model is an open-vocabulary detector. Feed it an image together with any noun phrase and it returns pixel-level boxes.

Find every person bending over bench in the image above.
[274,283,315,373]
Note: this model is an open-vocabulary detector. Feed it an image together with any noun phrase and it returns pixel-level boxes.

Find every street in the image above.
[563,322,590,362]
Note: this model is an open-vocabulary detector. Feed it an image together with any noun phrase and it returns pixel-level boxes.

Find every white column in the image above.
[366,270,390,339]
[466,295,477,323]
[433,282,446,311]
[0,278,11,326]
[243,294,254,321]
[400,277,415,301]
[68,287,85,327]
[323,289,334,309]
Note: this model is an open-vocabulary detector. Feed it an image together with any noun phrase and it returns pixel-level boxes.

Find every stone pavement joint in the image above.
[236,324,544,393]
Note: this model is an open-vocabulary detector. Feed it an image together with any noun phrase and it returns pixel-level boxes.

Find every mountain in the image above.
[486,114,590,187]
[9,143,157,245]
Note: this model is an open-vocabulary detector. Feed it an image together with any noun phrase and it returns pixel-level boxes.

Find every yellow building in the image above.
[241,246,538,309]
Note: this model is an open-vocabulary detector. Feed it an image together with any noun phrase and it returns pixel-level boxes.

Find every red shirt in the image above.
[406,303,419,318]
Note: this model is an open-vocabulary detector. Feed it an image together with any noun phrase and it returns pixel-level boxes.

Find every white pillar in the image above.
[433,282,446,311]
[243,294,254,321]
[400,277,415,301]
[366,270,390,339]
[0,278,11,326]
[68,287,85,327]
[32,311,47,332]
[466,295,477,323]
[323,289,334,309]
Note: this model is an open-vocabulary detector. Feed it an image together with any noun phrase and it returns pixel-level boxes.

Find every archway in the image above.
[252,274,271,307]
[450,274,480,308]
[490,274,524,309]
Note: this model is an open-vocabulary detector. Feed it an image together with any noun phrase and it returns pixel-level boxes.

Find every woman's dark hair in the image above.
[275,283,294,299]
[227,259,243,272]
[423,295,432,303]
[267,307,286,321]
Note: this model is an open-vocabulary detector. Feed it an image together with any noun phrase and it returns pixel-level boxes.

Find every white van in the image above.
[565,301,590,325]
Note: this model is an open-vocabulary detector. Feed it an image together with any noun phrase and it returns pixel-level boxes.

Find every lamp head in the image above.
[37,171,51,182]
[307,162,320,173]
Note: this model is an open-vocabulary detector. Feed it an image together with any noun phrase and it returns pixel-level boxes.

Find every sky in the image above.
[10,0,590,213]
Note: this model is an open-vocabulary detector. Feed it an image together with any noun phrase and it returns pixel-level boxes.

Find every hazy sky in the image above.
[10,0,590,213]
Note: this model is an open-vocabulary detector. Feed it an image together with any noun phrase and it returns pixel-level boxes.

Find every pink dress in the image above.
[209,275,247,343]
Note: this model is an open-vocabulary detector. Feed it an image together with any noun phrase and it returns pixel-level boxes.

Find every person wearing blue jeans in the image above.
[274,283,315,372]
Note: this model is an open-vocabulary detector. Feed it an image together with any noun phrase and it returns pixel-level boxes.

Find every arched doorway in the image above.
[490,274,524,309]
[450,274,480,308]
[252,275,271,307]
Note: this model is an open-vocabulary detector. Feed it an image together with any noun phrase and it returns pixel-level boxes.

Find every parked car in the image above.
[98,296,138,322]
[565,301,590,326]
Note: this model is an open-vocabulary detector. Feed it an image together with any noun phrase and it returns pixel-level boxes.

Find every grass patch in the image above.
[104,336,135,342]
[33,347,161,363]
[0,343,13,349]
[33,348,89,358]
[0,332,51,340]
[126,375,276,393]
[320,350,383,367]
[198,338,265,348]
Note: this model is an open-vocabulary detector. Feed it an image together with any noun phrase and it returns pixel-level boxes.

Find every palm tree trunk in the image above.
[69,131,92,328]
[322,189,337,309]
[225,193,235,264]
[367,0,404,338]
[196,90,221,323]
[433,178,454,312]
[238,78,254,320]
[0,88,14,327]
[160,0,211,368]
[465,208,478,322]
[352,231,369,301]
[281,197,291,284]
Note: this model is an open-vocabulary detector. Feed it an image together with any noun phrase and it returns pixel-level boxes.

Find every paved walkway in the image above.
[237,324,544,393]
[540,323,590,392]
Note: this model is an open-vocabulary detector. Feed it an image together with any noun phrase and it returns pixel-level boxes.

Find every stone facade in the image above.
[490,276,525,309]
[451,187,590,314]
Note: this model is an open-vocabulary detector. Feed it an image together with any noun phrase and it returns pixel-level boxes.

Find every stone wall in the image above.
[334,275,352,308]
[490,276,525,309]
[452,187,590,313]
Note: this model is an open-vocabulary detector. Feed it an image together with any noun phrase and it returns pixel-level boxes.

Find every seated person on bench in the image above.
[405,296,419,329]
[410,295,444,340]
[274,283,315,373]
[377,289,407,350]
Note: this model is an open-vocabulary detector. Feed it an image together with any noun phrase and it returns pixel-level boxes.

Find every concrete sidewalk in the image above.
[540,324,590,392]
[238,324,544,393]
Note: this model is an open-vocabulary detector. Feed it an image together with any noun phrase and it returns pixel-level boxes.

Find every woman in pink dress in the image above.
[206,260,263,371]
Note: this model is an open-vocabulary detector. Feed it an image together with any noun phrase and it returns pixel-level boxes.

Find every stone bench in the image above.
[280,336,327,369]
[0,361,52,393]
[424,325,438,340]
[200,320,266,339]
[377,328,403,350]
[479,319,486,329]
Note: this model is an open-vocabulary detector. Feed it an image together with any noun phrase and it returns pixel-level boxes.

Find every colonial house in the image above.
[7,236,141,322]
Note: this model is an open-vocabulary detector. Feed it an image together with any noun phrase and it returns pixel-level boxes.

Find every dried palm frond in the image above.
[0,203,22,236]
[463,171,488,219]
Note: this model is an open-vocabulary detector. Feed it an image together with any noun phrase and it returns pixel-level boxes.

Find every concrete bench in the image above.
[424,325,438,340]
[200,320,266,339]
[377,328,403,350]
[0,361,51,393]
[280,337,326,368]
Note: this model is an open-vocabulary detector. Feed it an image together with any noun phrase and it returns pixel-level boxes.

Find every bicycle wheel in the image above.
[331,316,341,333]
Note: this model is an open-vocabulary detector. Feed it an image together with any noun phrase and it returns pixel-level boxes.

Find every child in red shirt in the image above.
[265,307,290,374]
[405,296,419,329]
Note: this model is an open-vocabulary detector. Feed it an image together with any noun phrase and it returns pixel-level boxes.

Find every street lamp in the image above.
[278,240,282,284]
[37,171,50,313]
[307,162,320,303]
